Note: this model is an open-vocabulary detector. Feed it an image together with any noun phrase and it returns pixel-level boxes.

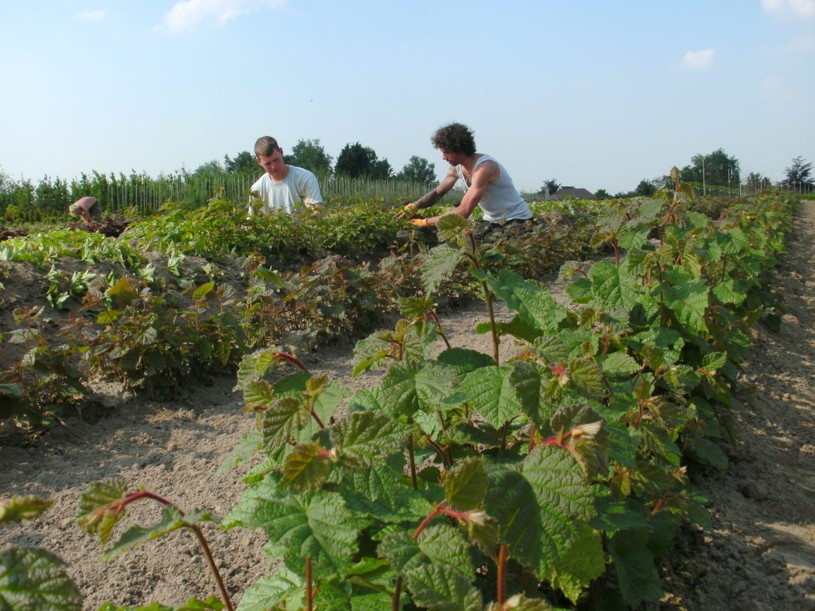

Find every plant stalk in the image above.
[497,544,508,606]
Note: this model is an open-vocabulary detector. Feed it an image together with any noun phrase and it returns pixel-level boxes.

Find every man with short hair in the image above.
[401,123,533,240]
[249,136,323,216]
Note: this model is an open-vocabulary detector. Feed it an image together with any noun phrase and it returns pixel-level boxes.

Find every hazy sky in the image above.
[1,0,813,194]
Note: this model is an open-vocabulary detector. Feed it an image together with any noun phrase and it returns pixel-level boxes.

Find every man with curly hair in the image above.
[400,123,532,240]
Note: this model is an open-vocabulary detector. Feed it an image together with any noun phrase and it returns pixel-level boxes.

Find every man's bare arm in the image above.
[412,168,458,209]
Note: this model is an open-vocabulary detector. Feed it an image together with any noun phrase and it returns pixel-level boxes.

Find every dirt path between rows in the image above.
[1,202,814,610]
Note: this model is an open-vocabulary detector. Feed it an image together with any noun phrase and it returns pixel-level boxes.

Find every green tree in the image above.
[371,158,393,180]
[189,160,225,177]
[541,178,561,196]
[681,148,740,188]
[285,139,333,176]
[35,176,72,216]
[744,171,772,193]
[335,142,387,179]
[594,188,610,199]
[395,156,436,183]
[224,151,257,174]
[782,156,813,189]
[635,179,657,197]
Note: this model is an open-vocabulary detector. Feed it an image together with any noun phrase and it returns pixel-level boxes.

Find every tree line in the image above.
[532,151,812,200]
[629,151,813,198]
[2,140,812,222]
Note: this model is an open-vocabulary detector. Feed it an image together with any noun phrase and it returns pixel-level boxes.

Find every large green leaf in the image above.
[588,260,644,311]
[480,269,567,333]
[0,547,82,610]
[716,226,748,255]
[531,335,571,365]
[261,396,309,451]
[538,523,605,604]
[659,273,709,334]
[223,484,363,576]
[415,361,460,411]
[422,244,464,295]
[608,529,663,607]
[338,458,433,522]
[522,447,596,571]
[436,348,495,376]
[485,446,594,577]
[379,524,471,577]
[236,567,303,611]
[460,365,523,429]
[712,278,746,306]
[377,361,422,419]
[600,352,641,377]
[281,442,332,491]
[332,411,413,466]
[565,357,605,400]
[405,563,482,611]
[444,457,488,511]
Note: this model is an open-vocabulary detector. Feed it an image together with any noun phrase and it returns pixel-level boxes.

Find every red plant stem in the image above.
[482,282,500,365]
[632,403,645,429]
[497,544,508,606]
[427,310,452,350]
[424,434,450,468]
[413,501,453,540]
[107,492,235,611]
[309,408,325,429]
[651,495,667,516]
[540,432,570,449]
[273,351,311,373]
[528,424,538,453]
[413,503,475,540]
[306,556,313,611]
[392,575,403,611]
[187,525,235,611]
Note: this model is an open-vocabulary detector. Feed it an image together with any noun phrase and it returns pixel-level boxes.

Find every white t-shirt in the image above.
[455,155,531,222]
[249,166,323,215]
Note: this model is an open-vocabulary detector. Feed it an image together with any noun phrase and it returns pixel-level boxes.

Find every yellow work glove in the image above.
[412,218,431,228]
[397,202,418,219]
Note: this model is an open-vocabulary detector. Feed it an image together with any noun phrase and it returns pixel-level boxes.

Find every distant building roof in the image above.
[551,187,597,201]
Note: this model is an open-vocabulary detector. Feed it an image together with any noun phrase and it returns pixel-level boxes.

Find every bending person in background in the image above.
[68,196,102,225]
[400,122,533,241]
[249,136,323,216]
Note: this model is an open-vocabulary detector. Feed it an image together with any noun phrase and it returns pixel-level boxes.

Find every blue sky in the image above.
[1,0,813,195]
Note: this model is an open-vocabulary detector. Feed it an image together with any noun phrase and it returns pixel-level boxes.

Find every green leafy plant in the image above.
[0,305,86,429]
[216,191,792,608]
[76,480,232,611]
[0,496,83,609]
[80,276,245,396]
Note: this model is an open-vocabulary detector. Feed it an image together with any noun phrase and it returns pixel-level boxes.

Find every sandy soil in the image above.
[1,203,814,610]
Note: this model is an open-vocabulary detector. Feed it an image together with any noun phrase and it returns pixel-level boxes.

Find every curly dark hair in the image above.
[431,123,476,155]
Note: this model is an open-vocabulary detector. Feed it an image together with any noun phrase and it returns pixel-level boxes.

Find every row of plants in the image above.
[0,170,449,222]
[0,198,598,429]
[1,187,796,608]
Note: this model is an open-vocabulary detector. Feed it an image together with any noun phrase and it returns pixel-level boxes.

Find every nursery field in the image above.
[1,194,813,610]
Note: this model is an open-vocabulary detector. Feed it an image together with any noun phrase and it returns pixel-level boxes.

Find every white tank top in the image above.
[456,155,531,222]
